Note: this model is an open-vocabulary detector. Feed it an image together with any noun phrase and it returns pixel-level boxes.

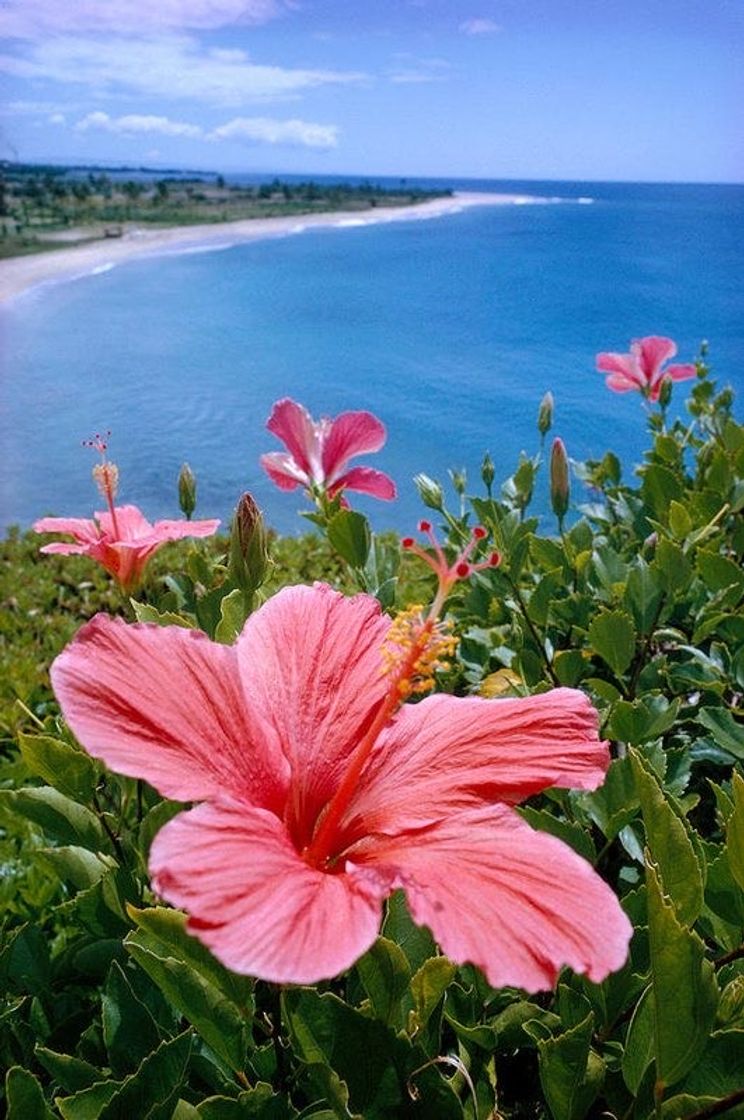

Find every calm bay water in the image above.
[1,179,742,536]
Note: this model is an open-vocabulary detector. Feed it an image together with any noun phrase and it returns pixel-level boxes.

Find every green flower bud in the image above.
[537,391,554,437]
[178,463,197,520]
[229,492,269,597]
[550,437,570,523]
[449,467,467,496]
[413,473,444,511]
[658,377,673,409]
[481,452,495,490]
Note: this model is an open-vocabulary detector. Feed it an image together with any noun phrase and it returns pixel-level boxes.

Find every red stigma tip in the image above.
[455,561,471,578]
[473,525,487,540]
[489,551,501,567]
[418,519,432,533]
[401,537,414,549]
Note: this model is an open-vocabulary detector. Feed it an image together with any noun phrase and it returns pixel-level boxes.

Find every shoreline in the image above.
[0,191,536,305]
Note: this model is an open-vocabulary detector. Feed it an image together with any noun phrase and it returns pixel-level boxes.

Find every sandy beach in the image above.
[0,191,534,305]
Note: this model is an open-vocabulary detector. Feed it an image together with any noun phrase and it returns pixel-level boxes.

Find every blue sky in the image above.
[1,0,741,182]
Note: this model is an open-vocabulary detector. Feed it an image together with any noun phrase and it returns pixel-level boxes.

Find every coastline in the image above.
[0,191,533,305]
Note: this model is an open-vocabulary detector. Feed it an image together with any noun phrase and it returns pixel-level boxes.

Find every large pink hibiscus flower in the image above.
[52,584,631,989]
[34,505,220,594]
[260,398,397,501]
[596,336,696,402]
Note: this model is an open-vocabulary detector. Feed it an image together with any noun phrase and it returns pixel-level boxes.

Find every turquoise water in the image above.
[2,180,742,536]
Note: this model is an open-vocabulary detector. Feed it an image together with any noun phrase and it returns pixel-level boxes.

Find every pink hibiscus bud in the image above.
[596,336,696,403]
[229,492,269,598]
[178,463,197,520]
[537,391,554,437]
[550,437,570,525]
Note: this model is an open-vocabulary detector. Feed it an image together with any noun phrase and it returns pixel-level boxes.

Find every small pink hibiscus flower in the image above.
[260,398,397,501]
[52,578,631,990]
[34,505,220,594]
[596,336,696,402]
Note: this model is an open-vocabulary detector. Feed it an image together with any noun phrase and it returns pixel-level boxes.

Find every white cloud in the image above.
[75,111,204,138]
[210,116,338,148]
[388,53,450,84]
[0,35,366,107]
[71,110,338,149]
[0,0,292,39]
[459,18,501,36]
[49,112,66,124]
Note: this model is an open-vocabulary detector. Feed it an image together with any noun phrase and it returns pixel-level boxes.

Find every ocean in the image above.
[2,179,742,537]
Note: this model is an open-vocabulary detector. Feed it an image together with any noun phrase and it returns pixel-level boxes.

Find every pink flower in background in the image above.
[34,505,220,594]
[596,336,696,402]
[52,582,631,989]
[260,398,397,501]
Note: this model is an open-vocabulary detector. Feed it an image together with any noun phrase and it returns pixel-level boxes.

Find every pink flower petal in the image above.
[329,466,397,501]
[595,352,644,390]
[33,516,100,542]
[150,799,387,983]
[604,373,639,394]
[344,689,609,837]
[663,363,697,384]
[358,805,632,991]
[633,336,677,382]
[39,541,93,556]
[236,584,392,849]
[259,451,309,491]
[96,504,153,540]
[51,615,289,808]
[266,398,318,478]
[147,518,220,542]
[321,410,387,483]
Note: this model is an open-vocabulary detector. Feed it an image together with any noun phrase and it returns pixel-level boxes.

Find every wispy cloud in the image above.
[0,0,293,39]
[388,53,451,85]
[0,36,367,107]
[71,110,338,149]
[459,18,501,36]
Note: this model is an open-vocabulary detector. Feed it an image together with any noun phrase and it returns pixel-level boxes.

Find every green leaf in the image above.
[697,550,744,596]
[630,750,703,926]
[215,587,248,644]
[37,846,112,891]
[698,708,744,761]
[383,891,436,972]
[668,501,692,539]
[0,786,107,851]
[621,985,654,1095]
[5,1067,54,1120]
[587,610,636,676]
[125,936,249,1073]
[519,806,595,862]
[652,538,692,594]
[326,510,371,569]
[356,936,411,1028]
[646,859,719,1088]
[641,464,684,522]
[17,733,99,802]
[197,1085,298,1118]
[131,601,195,628]
[57,1031,193,1120]
[35,1047,102,1094]
[608,697,680,745]
[625,559,664,634]
[532,1012,604,1120]
[681,1029,744,1099]
[727,771,744,893]
[553,649,586,687]
[0,923,52,996]
[103,961,163,1076]
[408,956,457,1038]
[580,756,638,841]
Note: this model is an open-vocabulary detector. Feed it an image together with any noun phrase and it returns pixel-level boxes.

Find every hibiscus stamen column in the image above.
[84,431,121,538]
[303,524,499,869]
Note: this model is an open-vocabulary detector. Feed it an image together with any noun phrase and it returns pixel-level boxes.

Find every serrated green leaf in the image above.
[408,956,456,1037]
[35,1047,102,1094]
[641,464,684,521]
[588,610,636,676]
[197,1085,298,1118]
[553,649,585,687]
[130,601,195,628]
[17,733,99,802]
[5,1066,54,1120]
[646,859,719,1088]
[37,846,112,890]
[356,936,411,1028]
[382,891,436,972]
[630,750,703,926]
[625,559,664,633]
[326,510,371,569]
[215,587,249,644]
[668,501,693,539]
[698,708,744,761]
[533,1011,603,1120]
[652,537,692,594]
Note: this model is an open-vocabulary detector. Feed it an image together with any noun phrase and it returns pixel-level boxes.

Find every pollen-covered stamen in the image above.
[381,604,458,698]
[84,430,120,536]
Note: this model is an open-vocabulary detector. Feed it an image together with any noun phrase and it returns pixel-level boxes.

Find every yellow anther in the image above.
[382,604,458,697]
[92,461,119,502]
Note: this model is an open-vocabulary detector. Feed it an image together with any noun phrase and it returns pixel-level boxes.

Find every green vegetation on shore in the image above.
[0,161,450,259]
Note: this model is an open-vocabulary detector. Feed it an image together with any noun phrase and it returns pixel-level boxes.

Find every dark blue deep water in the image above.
[1,179,742,536]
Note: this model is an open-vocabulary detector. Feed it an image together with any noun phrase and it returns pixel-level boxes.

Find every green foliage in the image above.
[1,359,742,1118]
